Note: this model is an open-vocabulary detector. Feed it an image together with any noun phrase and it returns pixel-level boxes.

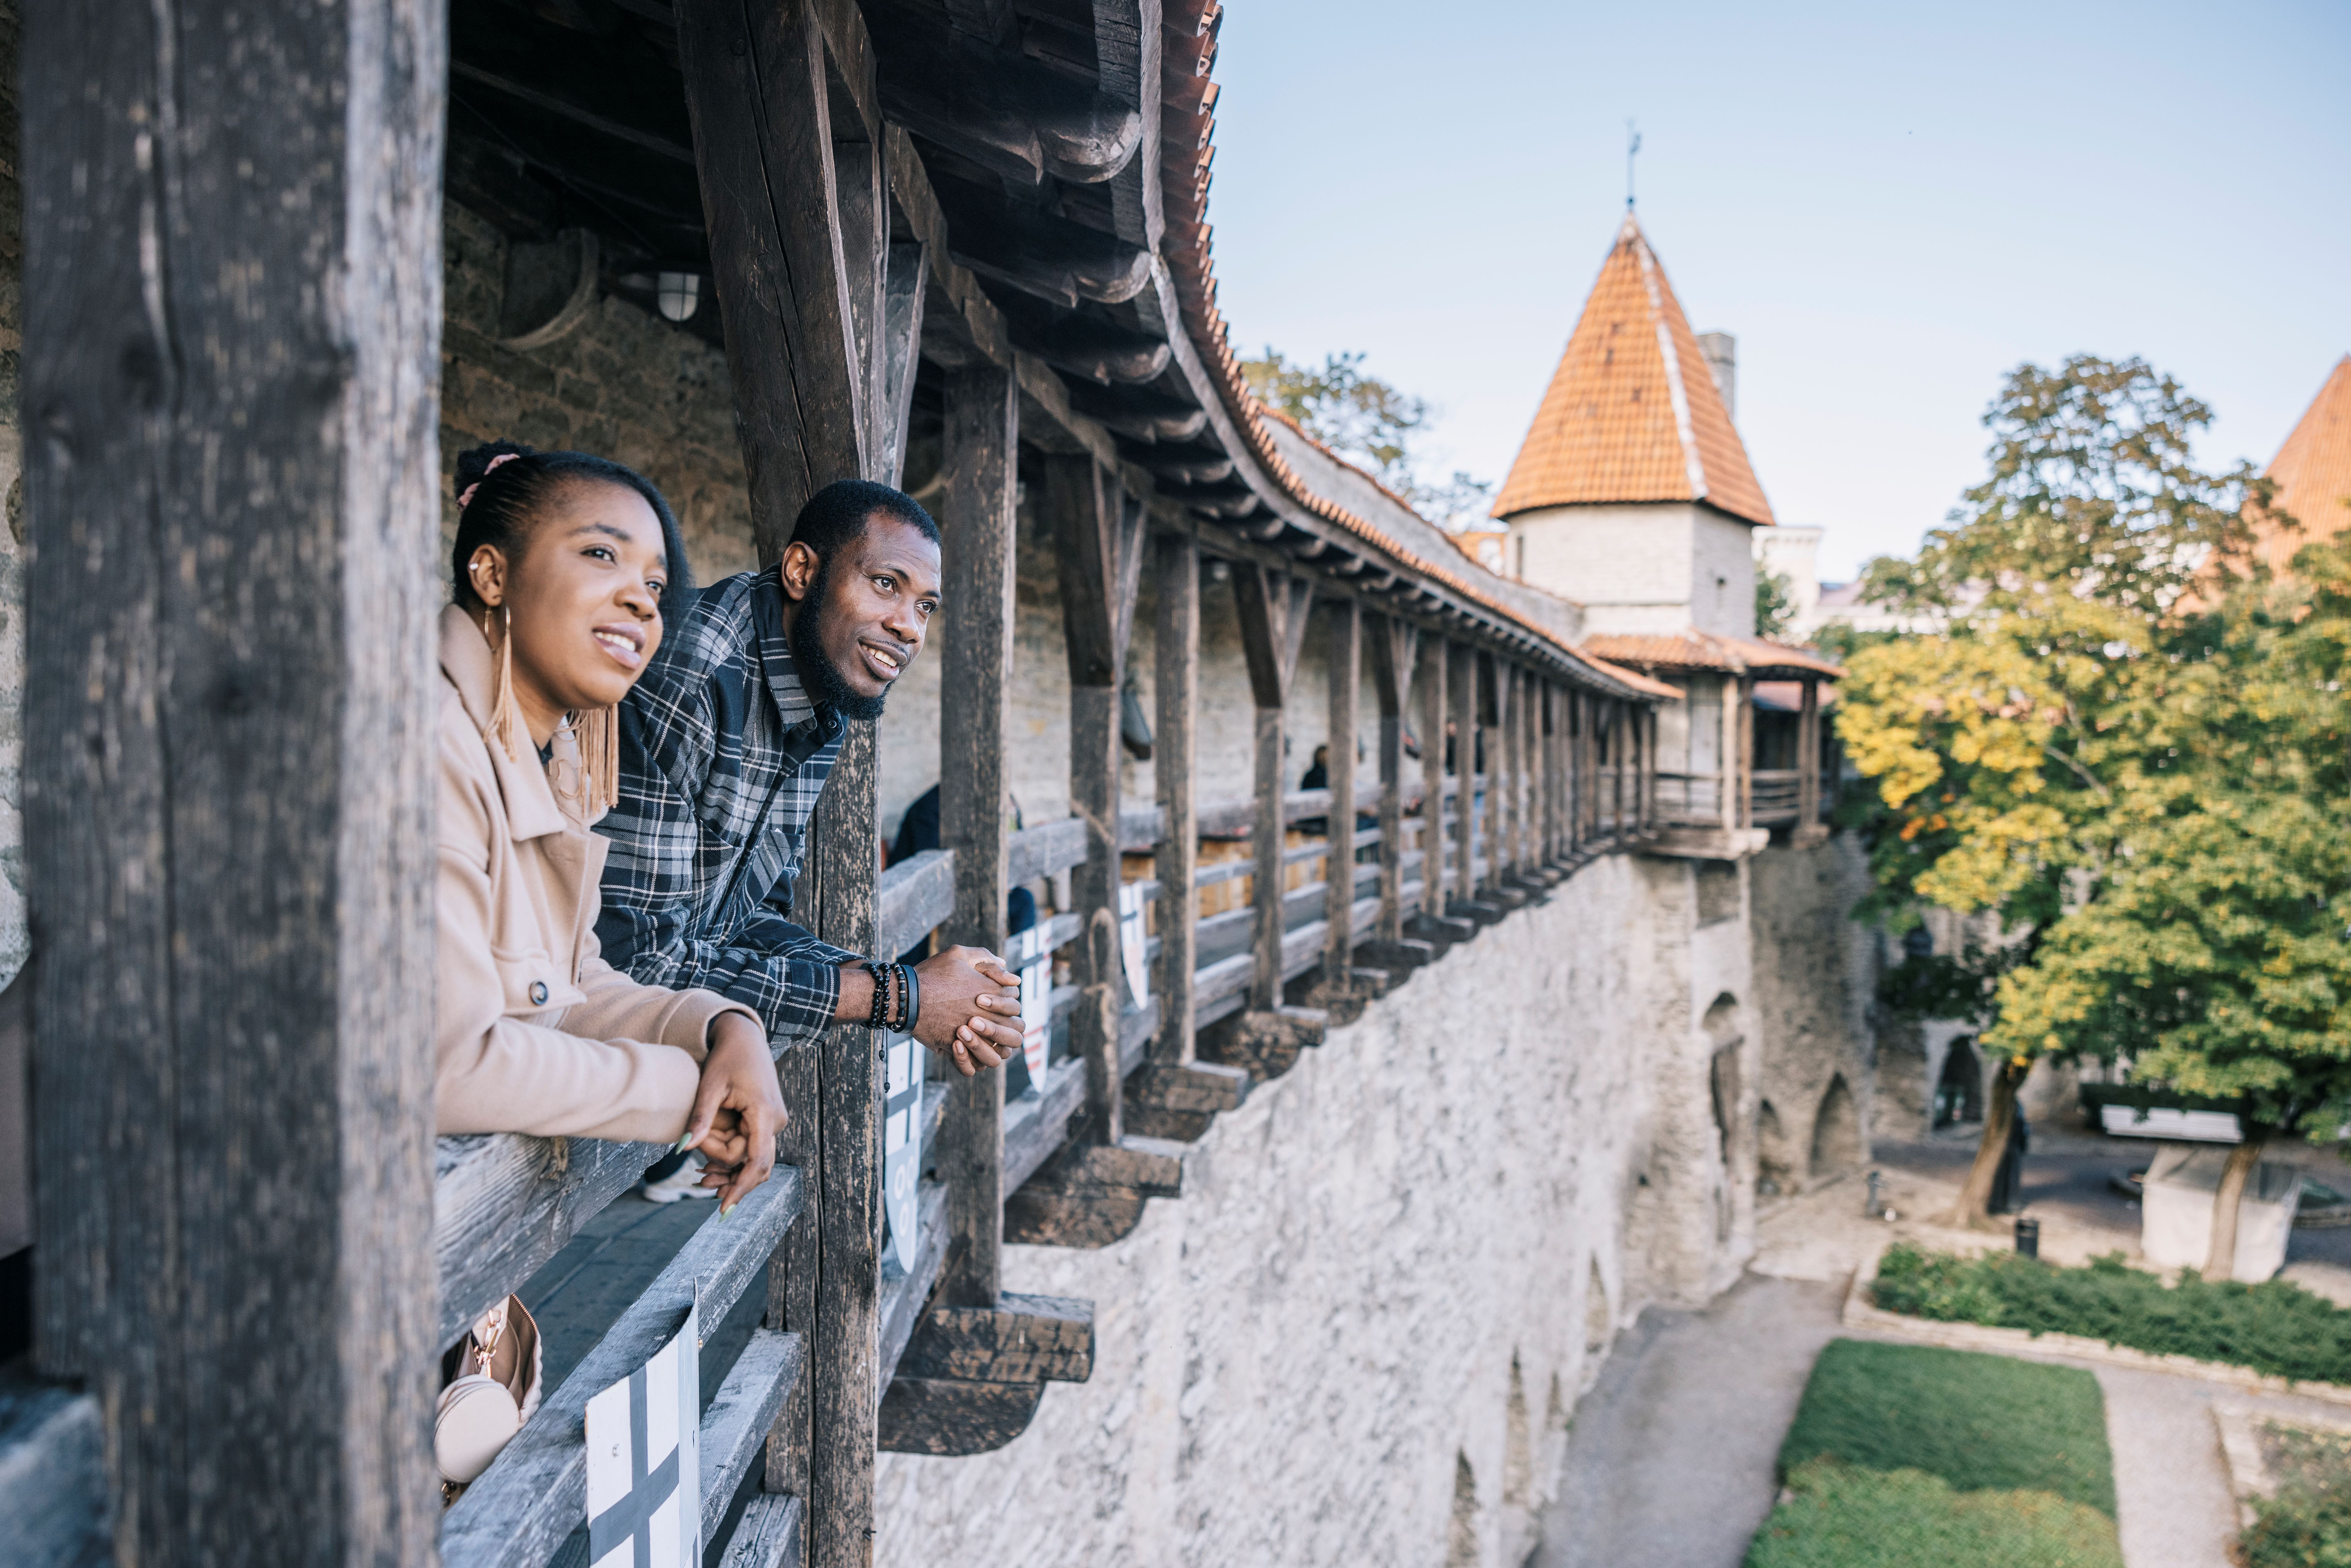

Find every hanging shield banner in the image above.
[1010,923,1052,1081]
[1118,881,1150,1011]
[882,1027,923,1274]
[585,1291,701,1568]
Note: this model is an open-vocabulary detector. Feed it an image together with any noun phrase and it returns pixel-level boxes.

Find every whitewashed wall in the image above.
[875,853,1746,1568]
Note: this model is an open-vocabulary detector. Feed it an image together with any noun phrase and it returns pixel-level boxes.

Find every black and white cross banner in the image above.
[585,1294,701,1568]
[882,1026,922,1274]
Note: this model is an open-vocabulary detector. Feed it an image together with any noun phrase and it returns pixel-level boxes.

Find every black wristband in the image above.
[865,960,890,1030]
[898,962,920,1035]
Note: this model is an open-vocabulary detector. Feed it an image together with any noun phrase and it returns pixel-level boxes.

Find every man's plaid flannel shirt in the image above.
[594,566,861,1046]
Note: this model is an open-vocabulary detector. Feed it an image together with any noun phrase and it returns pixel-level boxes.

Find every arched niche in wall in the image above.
[1703,993,1743,1238]
[1810,1073,1863,1178]
[1445,1452,1480,1568]
[1935,1036,1984,1128]
[1503,1354,1533,1507]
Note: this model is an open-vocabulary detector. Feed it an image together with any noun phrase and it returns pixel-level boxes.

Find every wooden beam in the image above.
[1450,644,1478,909]
[22,0,442,1556]
[876,1293,1093,1455]
[1367,614,1418,950]
[1308,598,1375,1021]
[875,242,928,486]
[678,0,867,560]
[1048,458,1147,1145]
[871,18,1143,188]
[1411,635,1450,945]
[935,362,1018,1308]
[1231,562,1313,1010]
[1128,529,1249,1141]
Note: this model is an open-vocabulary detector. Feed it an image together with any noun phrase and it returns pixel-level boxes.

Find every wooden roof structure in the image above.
[1494,213,1775,528]
[442,0,1663,700]
[2257,354,2351,575]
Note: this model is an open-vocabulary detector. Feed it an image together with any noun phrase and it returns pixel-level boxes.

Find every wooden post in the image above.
[935,363,1018,1308]
[1417,636,1450,930]
[1152,531,1202,1066]
[1232,562,1313,1010]
[1451,643,1478,908]
[1479,655,1504,891]
[679,3,900,1555]
[1796,677,1821,837]
[22,1,443,1557]
[1737,676,1756,831]
[1047,457,1147,1145]
[1716,675,1738,833]
[1366,615,1418,946]
[1647,706,1662,834]
[679,0,870,558]
[1320,599,1362,997]
[1127,530,1249,1143]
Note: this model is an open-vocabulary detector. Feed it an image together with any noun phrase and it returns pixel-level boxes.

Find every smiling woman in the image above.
[435,441,785,1216]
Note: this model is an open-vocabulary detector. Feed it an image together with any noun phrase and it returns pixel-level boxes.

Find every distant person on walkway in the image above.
[1987,1104,2031,1215]
[594,479,1023,1091]
[886,783,1036,965]
[434,442,778,1211]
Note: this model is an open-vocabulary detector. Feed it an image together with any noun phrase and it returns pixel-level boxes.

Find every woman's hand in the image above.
[912,945,1024,1075]
[681,1013,784,1213]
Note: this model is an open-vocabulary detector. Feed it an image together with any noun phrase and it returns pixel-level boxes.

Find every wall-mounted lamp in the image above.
[657,271,702,323]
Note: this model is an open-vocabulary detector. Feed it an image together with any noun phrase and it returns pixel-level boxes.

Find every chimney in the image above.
[1696,331,1736,424]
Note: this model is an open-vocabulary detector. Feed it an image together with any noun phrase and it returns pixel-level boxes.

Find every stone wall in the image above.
[1747,836,1882,1192]
[875,853,1748,1568]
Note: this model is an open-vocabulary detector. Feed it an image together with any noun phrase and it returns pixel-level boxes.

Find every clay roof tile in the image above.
[2258,355,2351,575]
[1494,214,1775,528]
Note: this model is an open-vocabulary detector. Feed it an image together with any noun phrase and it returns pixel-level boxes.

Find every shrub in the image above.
[2240,1424,2351,1568]
[1746,1459,2123,1568]
[1871,1241,2351,1385]
[1779,1340,2115,1516]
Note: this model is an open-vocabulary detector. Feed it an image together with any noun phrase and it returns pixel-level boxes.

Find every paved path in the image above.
[1533,1274,1847,1568]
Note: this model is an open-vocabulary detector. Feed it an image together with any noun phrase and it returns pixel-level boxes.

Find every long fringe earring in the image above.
[483,604,522,762]
[574,706,620,815]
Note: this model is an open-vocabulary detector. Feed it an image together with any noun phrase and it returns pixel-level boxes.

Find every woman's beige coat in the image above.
[436,605,758,1141]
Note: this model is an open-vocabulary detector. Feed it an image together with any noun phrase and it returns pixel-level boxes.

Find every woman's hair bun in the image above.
[454,440,539,500]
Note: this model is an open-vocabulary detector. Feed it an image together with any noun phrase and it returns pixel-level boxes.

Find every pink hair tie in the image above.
[457,450,523,511]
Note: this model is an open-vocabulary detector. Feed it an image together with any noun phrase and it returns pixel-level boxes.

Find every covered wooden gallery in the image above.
[2,2,1675,1565]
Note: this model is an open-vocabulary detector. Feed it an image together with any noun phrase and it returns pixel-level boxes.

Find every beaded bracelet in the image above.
[864,960,891,1031]
[897,961,921,1036]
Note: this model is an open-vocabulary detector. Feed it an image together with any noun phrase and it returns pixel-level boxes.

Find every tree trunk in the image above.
[1946,1062,2024,1230]
[2205,1129,2269,1280]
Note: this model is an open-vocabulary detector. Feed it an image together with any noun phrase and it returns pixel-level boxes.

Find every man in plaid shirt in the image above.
[595,478,1020,1078]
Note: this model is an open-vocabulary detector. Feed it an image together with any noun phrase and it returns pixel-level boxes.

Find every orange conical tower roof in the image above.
[1494,213,1774,527]
[2257,355,2351,576]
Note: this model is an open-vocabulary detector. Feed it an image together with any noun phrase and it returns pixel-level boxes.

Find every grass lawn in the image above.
[1872,1241,2351,1385]
[1745,1340,2123,1568]
[2240,1422,2351,1568]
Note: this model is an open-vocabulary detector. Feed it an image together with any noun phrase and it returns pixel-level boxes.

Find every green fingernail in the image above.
[720,1204,736,1220]
[675,1134,694,1153]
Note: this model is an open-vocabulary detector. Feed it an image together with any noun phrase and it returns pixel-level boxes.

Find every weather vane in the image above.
[1626,119,1641,210]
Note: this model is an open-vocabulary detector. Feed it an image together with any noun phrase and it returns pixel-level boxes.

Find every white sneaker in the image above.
[640,1155,718,1204]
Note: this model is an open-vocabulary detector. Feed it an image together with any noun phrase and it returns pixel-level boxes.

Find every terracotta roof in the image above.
[1584,629,1840,680]
[1493,214,1775,527]
[2257,355,2351,575]
[1154,60,1676,705]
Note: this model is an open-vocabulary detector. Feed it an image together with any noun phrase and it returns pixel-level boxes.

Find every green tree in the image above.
[1834,354,2280,1231]
[1756,568,1796,639]
[1239,347,1495,526]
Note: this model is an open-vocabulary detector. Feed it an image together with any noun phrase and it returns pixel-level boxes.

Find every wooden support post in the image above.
[680,0,871,559]
[1793,677,1826,847]
[1717,675,1738,833]
[1233,561,1314,1011]
[1127,531,1248,1143]
[935,363,1017,1308]
[1647,707,1662,836]
[1363,615,1431,974]
[1198,558,1330,1071]
[23,1,444,1555]
[1409,637,1470,950]
[1737,676,1756,831]
[1310,599,1379,1022]
[1477,654,1509,907]
[1009,465,1190,1245]
[1450,644,1479,912]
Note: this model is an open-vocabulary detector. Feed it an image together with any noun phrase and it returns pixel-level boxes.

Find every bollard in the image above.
[2014,1217,2040,1258]
[1863,1170,1883,1218]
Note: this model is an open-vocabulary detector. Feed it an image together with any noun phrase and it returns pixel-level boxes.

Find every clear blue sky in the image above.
[1204,0,2351,582]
